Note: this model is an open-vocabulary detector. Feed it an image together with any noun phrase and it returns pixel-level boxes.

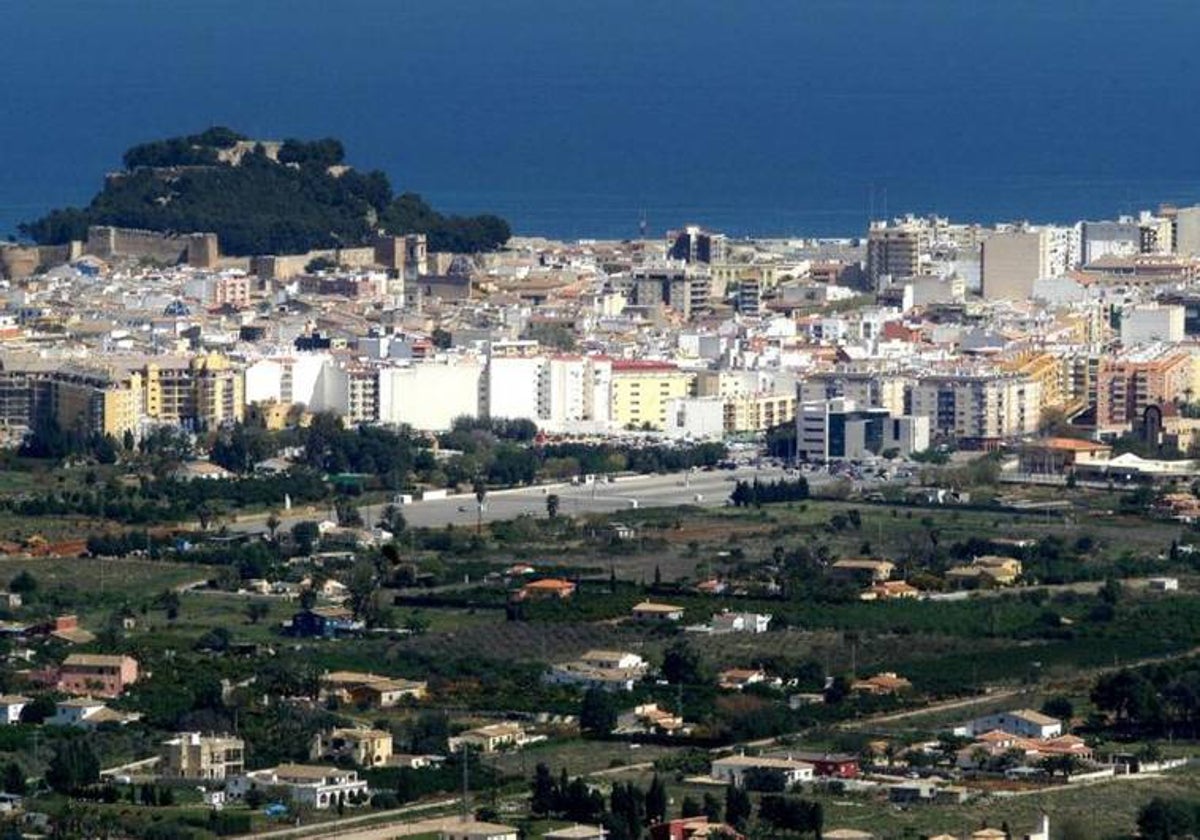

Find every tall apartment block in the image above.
[980,230,1052,300]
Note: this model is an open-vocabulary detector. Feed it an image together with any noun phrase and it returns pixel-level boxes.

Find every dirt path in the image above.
[244,798,458,840]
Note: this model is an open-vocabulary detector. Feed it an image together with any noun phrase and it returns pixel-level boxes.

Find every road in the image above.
[229,466,809,534]
[366,466,807,529]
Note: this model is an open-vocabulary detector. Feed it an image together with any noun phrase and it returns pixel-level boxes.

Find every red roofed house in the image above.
[650,818,744,840]
[851,672,912,696]
[515,578,576,601]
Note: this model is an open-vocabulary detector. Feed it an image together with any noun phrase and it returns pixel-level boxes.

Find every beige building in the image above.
[161,732,245,781]
[318,671,427,708]
[981,230,1052,300]
[910,372,1041,446]
[0,359,143,439]
[866,221,926,287]
[723,393,796,434]
[448,722,527,754]
[1000,351,1070,415]
[311,727,393,767]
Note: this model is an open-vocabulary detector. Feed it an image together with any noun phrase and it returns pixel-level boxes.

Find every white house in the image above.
[0,695,28,725]
[710,611,772,634]
[965,709,1062,740]
[48,698,107,727]
[710,754,814,788]
[578,650,647,671]
[47,698,140,728]
[545,650,649,692]
[228,764,368,810]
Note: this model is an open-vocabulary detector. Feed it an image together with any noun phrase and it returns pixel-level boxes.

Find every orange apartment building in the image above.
[1095,346,1191,429]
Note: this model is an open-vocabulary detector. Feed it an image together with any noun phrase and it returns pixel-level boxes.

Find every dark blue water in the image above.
[5,0,1200,242]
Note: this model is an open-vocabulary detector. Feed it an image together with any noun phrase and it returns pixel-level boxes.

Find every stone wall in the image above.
[0,243,75,279]
[252,246,378,281]
[85,226,219,267]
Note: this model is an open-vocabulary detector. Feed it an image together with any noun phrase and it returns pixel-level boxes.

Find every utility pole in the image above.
[460,743,470,823]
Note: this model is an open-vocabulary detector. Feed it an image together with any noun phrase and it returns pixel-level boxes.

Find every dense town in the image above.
[1,137,1200,840]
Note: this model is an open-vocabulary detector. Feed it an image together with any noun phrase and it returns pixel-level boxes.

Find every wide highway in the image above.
[228,465,807,535]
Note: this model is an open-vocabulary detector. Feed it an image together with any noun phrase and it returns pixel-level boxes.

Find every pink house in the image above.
[58,654,139,698]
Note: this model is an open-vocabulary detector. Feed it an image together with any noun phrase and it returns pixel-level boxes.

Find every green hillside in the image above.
[21,127,510,256]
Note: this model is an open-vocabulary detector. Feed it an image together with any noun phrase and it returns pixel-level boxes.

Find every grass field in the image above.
[528,492,1190,590]
[595,761,1200,839]
[484,737,677,778]
[0,556,215,629]
[0,556,209,593]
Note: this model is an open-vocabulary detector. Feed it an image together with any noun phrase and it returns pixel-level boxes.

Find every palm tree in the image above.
[266,511,281,542]
[473,478,487,534]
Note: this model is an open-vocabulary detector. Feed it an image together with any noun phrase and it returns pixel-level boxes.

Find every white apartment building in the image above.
[243,353,330,407]
[486,355,546,421]
[1121,304,1184,345]
[797,371,910,417]
[540,356,612,431]
[377,360,483,431]
[310,364,378,424]
[1081,220,1140,265]
[663,396,725,440]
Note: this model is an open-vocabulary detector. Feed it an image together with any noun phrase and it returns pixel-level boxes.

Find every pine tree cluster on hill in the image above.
[21,127,510,256]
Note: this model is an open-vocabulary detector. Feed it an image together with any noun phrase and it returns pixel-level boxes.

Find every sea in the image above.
[6,0,1200,243]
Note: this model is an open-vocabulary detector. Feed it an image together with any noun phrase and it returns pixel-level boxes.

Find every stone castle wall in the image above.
[84,226,219,268]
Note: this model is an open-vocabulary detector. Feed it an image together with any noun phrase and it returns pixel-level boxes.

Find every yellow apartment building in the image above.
[141,353,243,429]
[610,361,695,430]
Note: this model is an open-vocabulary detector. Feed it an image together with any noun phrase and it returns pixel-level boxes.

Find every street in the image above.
[229,465,808,535]
[361,465,805,529]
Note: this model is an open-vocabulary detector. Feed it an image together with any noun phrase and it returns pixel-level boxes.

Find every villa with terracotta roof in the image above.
[1018,437,1112,474]
[956,730,1092,768]
[851,672,912,695]
[860,580,920,601]
[718,668,775,691]
[515,578,576,601]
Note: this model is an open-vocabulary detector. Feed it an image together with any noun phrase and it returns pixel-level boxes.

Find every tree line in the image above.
[530,763,669,840]
[729,477,810,507]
